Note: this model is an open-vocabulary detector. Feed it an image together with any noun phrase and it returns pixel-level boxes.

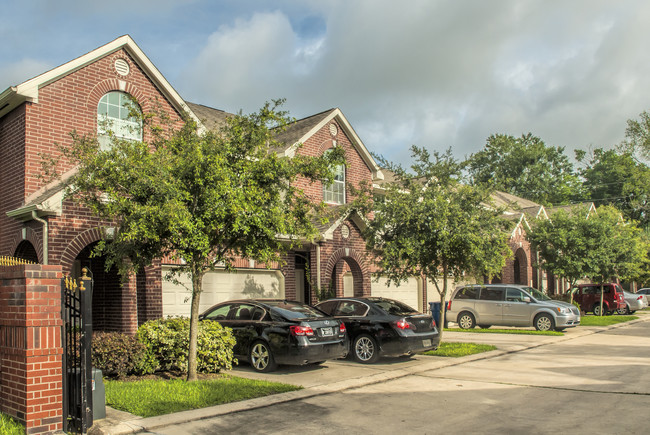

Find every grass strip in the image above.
[444,328,563,336]
[0,413,25,435]
[105,375,301,417]
[422,342,496,357]
[578,315,638,326]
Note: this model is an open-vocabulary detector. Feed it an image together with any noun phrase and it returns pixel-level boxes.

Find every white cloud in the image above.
[0,59,52,91]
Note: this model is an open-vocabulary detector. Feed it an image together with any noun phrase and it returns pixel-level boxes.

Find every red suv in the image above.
[571,283,626,315]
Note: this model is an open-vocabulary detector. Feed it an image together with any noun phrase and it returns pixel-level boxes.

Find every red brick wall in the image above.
[0,105,27,257]
[0,264,63,434]
[293,119,373,205]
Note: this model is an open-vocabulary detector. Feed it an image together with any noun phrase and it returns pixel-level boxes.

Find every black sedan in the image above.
[315,297,440,364]
[199,299,349,372]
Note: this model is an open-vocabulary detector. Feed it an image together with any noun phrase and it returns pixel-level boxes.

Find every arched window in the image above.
[323,149,346,205]
[97,91,142,148]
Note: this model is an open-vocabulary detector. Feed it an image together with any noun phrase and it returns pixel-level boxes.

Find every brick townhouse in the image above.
[0,35,545,336]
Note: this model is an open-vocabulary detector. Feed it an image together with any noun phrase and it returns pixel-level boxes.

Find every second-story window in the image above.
[323,149,345,204]
[97,91,142,149]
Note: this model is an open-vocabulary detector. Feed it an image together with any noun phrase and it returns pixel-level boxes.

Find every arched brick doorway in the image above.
[321,248,370,302]
[514,247,529,285]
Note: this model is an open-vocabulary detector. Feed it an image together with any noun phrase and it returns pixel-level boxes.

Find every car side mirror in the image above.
[523,296,531,303]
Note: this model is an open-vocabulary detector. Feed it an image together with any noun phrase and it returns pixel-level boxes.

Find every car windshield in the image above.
[525,288,551,301]
[371,299,418,315]
[266,302,326,320]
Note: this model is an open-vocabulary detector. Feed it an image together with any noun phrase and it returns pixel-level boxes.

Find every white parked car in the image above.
[618,291,649,314]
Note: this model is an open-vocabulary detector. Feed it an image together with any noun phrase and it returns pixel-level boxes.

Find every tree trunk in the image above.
[187,268,204,381]
[599,283,605,316]
[437,264,449,343]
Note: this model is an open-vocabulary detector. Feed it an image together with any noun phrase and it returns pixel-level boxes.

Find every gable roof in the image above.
[0,35,201,125]
[278,108,384,182]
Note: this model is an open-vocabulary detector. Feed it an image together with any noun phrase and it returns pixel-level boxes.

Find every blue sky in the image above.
[2,0,650,164]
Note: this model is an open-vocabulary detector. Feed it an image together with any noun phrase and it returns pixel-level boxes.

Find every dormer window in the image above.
[323,149,346,205]
[97,91,142,149]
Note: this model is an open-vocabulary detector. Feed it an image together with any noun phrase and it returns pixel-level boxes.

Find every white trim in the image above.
[1,35,202,129]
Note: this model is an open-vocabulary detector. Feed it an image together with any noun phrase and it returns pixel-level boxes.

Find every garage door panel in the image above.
[162,267,283,317]
[371,277,421,311]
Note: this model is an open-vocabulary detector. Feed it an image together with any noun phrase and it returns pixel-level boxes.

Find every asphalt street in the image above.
[128,318,650,435]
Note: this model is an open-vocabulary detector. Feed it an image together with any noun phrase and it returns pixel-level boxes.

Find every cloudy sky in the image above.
[2,0,649,164]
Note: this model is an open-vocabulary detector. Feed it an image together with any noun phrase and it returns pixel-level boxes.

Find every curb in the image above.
[91,315,650,434]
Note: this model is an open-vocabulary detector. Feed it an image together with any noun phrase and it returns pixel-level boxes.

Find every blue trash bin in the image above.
[429,302,441,326]
[429,301,448,328]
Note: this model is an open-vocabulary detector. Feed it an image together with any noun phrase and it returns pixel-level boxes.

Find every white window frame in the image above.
[323,156,346,205]
[97,91,142,148]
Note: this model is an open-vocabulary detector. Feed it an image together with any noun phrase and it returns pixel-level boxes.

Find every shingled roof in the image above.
[186,102,233,131]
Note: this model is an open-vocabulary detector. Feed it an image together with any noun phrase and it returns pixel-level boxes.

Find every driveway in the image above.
[95,316,650,434]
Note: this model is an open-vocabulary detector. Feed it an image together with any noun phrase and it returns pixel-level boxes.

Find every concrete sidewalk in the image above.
[89,314,649,435]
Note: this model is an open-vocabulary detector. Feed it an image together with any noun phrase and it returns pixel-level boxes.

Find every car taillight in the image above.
[431,318,437,328]
[638,296,644,301]
[339,322,346,333]
[290,325,314,336]
[394,319,411,330]
[447,301,452,310]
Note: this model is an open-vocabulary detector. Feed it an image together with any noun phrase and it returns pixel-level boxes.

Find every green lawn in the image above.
[444,328,563,336]
[105,375,301,417]
[578,315,638,326]
[422,341,497,357]
[0,413,24,435]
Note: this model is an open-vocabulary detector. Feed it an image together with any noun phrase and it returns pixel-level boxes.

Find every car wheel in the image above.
[534,313,555,331]
[352,334,379,364]
[617,305,630,315]
[250,340,277,372]
[593,304,603,316]
[457,312,476,329]
[478,324,491,329]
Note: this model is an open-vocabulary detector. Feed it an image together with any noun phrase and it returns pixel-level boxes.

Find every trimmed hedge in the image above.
[92,331,156,377]
[137,317,236,374]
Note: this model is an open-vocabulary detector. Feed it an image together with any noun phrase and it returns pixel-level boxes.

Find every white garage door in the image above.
[162,267,284,317]
[371,276,422,312]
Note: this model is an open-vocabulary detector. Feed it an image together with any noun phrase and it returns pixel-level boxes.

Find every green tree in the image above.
[529,205,647,313]
[362,147,511,340]
[576,147,650,228]
[527,207,593,293]
[50,100,345,381]
[623,109,650,159]
[465,133,583,205]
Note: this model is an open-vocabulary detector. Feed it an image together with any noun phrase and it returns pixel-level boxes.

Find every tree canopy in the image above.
[576,147,650,228]
[362,147,511,339]
[465,133,583,206]
[52,100,345,380]
[528,205,648,302]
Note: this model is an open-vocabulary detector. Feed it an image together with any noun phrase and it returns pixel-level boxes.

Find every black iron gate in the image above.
[62,269,93,433]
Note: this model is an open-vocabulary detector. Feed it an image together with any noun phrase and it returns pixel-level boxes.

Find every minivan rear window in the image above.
[455,287,479,300]
[479,288,505,301]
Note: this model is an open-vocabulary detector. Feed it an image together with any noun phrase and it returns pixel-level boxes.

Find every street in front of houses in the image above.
[103,316,650,435]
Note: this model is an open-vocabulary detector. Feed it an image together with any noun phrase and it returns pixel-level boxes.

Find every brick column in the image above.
[0,264,63,434]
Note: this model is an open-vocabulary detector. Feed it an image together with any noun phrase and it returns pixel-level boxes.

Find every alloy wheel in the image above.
[355,336,375,362]
[251,343,270,371]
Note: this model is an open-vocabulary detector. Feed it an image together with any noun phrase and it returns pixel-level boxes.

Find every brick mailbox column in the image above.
[0,264,63,434]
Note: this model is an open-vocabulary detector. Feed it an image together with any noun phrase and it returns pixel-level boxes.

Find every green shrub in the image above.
[137,317,236,373]
[92,331,156,377]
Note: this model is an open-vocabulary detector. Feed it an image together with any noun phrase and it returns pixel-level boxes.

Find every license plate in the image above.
[321,327,333,337]
[422,339,432,347]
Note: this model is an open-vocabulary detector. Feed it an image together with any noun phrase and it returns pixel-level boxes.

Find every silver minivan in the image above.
[447,284,580,331]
